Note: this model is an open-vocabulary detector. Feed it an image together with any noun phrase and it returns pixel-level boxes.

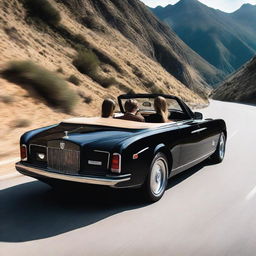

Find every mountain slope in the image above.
[0,0,207,160]
[61,0,224,93]
[212,57,256,104]
[231,4,256,32]
[151,0,256,75]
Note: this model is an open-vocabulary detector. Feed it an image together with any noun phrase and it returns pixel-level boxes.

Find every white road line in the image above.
[0,172,21,181]
[227,130,238,142]
[0,157,19,166]
[246,186,256,201]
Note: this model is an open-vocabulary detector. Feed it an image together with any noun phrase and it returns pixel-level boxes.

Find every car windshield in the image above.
[120,97,182,112]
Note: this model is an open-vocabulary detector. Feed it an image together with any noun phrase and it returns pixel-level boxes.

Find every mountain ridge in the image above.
[151,0,256,75]
[212,56,256,104]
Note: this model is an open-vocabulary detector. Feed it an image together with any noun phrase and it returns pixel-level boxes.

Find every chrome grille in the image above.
[47,147,80,175]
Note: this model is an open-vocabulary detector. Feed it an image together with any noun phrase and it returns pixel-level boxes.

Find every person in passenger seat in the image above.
[146,96,169,123]
[101,98,116,118]
[116,99,145,122]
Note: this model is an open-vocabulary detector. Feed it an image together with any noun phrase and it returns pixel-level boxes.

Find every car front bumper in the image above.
[15,162,131,188]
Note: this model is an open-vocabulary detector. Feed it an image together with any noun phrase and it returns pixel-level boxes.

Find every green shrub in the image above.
[132,67,144,79]
[78,91,92,104]
[56,67,64,73]
[84,96,92,104]
[151,86,164,94]
[73,50,119,88]
[68,75,80,86]
[54,25,91,51]
[81,16,106,33]
[93,48,123,73]
[23,0,61,26]
[143,80,154,88]
[73,49,100,76]
[13,119,31,128]
[2,61,77,113]
[93,76,117,88]
[0,95,14,104]
[116,83,135,94]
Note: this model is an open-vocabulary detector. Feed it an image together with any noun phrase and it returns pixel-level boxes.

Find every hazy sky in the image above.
[141,0,256,12]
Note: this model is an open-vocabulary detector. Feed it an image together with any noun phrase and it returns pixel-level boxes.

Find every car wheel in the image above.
[211,132,226,163]
[143,152,168,202]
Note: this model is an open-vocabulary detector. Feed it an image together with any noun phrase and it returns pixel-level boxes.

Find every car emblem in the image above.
[63,131,69,139]
[60,142,65,150]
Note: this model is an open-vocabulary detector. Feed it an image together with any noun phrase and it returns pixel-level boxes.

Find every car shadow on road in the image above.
[0,159,213,243]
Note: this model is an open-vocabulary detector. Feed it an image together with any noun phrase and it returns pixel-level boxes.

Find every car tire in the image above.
[143,152,168,202]
[211,132,226,163]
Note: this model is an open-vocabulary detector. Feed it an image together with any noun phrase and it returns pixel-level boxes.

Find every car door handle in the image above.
[191,127,207,134]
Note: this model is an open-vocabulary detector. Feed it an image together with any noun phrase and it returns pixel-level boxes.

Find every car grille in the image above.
[29,141,110,177]
[47,147,80,175]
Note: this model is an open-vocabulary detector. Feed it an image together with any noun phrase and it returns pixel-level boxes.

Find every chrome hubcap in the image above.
[150,158,167,196]
[219,133,225,159]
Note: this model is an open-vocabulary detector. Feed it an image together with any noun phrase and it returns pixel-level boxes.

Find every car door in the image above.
[173,119,204,174]
[194,119,220,158]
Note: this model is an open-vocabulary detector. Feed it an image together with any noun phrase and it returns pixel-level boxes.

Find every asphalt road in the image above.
[1,100,256,256]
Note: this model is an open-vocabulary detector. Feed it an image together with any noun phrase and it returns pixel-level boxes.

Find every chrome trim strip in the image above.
[88,160,102,166]
[175,119,194,126]
[135,147,149,155]
[16,162,131,187]
[172,150,215,172]
[47,147,80,153]
[191,127,207,134]
[94,150,110,168]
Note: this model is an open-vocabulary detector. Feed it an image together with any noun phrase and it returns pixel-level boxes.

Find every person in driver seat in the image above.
[146,96,169,123]
[116,99,145,122]
[101,98,116,118]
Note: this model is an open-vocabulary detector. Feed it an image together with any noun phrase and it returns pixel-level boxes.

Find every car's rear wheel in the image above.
[211,132,226,163]
[143,152,168,202]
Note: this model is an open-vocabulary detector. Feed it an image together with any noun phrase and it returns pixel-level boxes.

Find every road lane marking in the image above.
[0,157,19,166]
[246,186,256,201]
[227,130,238,142]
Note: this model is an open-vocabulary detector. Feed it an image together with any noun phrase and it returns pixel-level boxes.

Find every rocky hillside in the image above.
[212,57,256,104]
[0,0,207,163]
[151,0,256,77]
[61,0,225,93]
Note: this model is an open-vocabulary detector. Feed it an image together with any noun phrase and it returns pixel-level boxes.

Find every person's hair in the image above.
[154,96,168,122]
[124,99,138,113]
[101,98,116,118]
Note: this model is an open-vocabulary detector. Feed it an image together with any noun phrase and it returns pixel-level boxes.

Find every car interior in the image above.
[118,97,191,122]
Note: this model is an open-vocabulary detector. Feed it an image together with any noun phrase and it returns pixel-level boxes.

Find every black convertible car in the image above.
[16,94,226,202]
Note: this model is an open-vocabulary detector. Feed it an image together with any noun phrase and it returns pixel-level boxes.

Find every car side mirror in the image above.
[194,112,203,120]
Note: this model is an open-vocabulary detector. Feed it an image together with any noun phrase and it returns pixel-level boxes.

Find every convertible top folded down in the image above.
[62,117,172,129]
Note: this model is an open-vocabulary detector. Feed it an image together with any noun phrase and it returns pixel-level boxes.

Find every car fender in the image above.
[153,143,173,177]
